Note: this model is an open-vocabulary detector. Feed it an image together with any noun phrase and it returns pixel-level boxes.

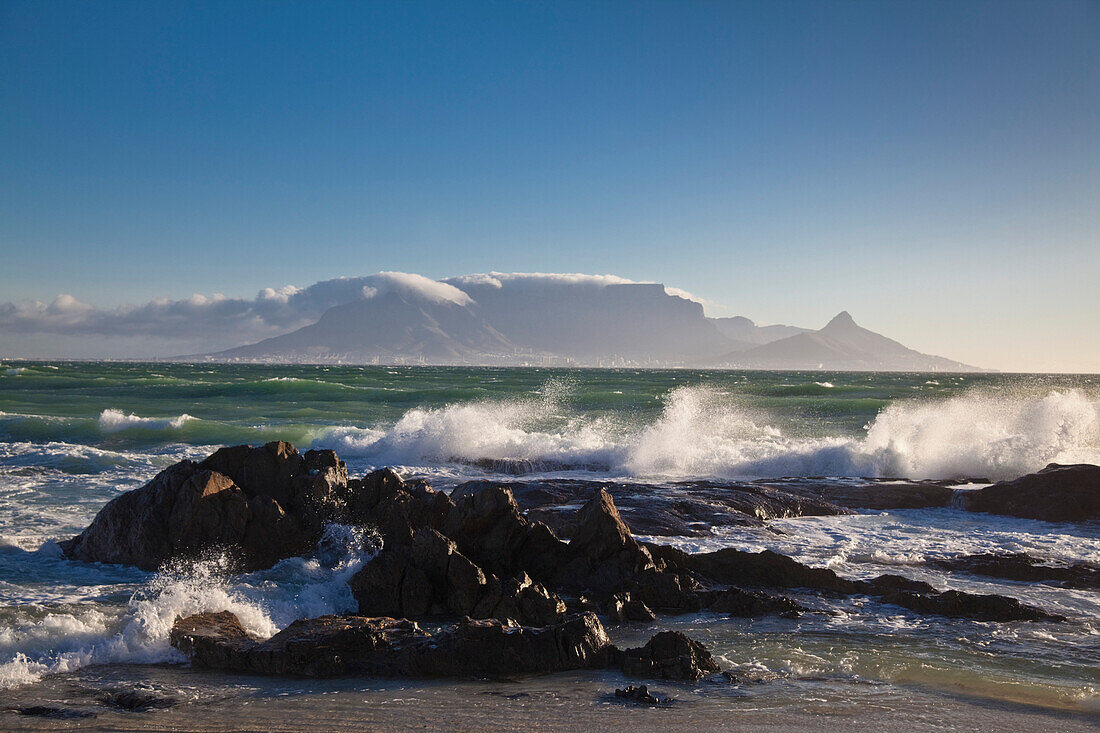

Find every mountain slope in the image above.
[707,311,980,371]
[707,316,810,350]
[212,291,515,363]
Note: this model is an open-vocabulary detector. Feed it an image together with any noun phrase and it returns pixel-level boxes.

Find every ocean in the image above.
[1,362,1099,728]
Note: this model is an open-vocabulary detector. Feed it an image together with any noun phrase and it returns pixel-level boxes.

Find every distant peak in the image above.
[824,311,856,329]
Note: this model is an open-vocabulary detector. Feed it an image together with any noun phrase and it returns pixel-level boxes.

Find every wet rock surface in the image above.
[60,442,350,571]
[619,631,721,681]
[58,443,1076,687]
[613,684,675,706]
[953,463,1100,522]
[928,553,1100,589]
[478,478,849,537]
[96,689,179,712]
[170,609,723,681]
[879,589,1066,622]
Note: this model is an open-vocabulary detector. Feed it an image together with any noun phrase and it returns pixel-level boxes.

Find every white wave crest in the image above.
[98,409,195,433]
[315,385,1100,481]
[0,526,374,689]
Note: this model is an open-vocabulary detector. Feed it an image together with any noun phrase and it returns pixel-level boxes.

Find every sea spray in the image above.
[322,385,1100,481]
[0,524,376,689]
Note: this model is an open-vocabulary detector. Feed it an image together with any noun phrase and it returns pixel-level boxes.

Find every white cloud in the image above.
[0,271,718,356]
[363,271,473,306]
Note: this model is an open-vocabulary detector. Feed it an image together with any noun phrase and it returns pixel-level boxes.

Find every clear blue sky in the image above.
[2,0,1098,370]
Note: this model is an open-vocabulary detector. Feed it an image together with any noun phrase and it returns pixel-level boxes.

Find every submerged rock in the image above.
[613,684,675,706]
[96,689,178,712]
[954,464,1100,522]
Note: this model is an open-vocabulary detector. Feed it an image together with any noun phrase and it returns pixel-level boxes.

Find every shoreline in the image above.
[4,664,1099,733]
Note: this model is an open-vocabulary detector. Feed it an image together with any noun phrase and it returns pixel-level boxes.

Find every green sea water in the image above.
[1,361,1099,720]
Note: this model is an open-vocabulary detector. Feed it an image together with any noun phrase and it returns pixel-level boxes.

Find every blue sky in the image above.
[1,0,1098,371]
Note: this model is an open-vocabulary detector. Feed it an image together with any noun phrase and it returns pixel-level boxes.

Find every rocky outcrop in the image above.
[880,589,1066,622]
[170,610,724,681]
[60,442,348,571]
[349,527,565,627]
[645,544,861,595]
[619,631,721,681]
[482,478,848,538]
[929,553,1100,589]
[64,443,1069,634]
[953,464,1100,522]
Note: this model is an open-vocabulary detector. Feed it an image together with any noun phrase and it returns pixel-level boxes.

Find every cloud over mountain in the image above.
[0,271,981,370]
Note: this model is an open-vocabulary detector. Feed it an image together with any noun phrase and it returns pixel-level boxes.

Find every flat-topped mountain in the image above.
[205,272,981,370]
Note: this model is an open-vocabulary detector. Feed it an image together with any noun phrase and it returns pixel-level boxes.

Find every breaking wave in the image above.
[0,525,374,689]
[322,386,1100,481]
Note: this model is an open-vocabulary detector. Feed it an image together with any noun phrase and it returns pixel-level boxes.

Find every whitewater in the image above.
[1,362,1098,724]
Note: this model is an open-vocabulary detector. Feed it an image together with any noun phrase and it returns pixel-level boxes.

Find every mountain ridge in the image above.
[203,273,983,371]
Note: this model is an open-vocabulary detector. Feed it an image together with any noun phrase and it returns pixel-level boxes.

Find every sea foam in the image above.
[319,386,1100,481]
[97,409,195,433]
[0,525,374,689]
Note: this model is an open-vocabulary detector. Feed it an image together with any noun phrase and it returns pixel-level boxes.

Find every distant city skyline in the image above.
[2,1,1098,372]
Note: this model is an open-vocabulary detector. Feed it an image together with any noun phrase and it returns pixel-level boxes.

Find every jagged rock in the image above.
[929,553,1100,589]
[489,478,848,538]
[554,489,657,597]
[349,527,564,626]
[646,544,860,594]
[881,589,1065,622]
[443,483,568,580]
[866,574,938,595]
[955,464,1100,522]
[342,468,452,547]
[603,592,656,623]
[619,631,721,681]
[170,610,615,677]
[613,685,674,705]
[59,442,348,571]
[702,587,803,617]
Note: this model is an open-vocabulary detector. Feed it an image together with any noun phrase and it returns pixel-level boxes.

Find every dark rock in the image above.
[614,684,675,706]
[60,441,350,571]
[867,574,938,595]
[96,689,178,712]
[620,630,721,681]
[553,489,658,598]
[349,526,565,626]
[955,464,1100,522]
[881,589,1065,622]
[342,468,452,548]
[647,544,860,594]
[929,553,1100,589]
[702,586,804,617]
[7,706,96,719]
[487,478,847,538]
[762,477,957,510]
[603,593,657,623]
[442,483,566,579]
[171,610,615,678]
